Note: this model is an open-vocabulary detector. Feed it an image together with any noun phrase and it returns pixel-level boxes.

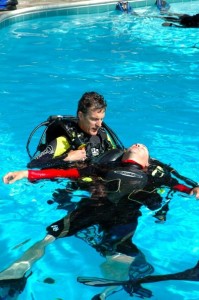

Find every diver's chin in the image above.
[90,129,98,135]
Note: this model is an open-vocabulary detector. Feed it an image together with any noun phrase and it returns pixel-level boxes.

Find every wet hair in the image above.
[77,92,107,115]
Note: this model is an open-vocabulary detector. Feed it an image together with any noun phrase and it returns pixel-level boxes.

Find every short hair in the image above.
[77,92,107,115]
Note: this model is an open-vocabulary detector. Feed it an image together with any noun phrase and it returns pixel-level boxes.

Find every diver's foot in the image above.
[0,273,30,299]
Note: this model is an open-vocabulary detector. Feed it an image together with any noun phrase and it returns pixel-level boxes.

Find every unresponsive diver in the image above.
[2,144,199,299]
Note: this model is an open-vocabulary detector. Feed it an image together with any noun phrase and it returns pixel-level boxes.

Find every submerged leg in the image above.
[95,253,134,299]
[0,234,55,280]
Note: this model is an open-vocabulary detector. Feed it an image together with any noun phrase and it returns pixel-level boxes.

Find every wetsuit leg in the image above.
[46,198,114,239]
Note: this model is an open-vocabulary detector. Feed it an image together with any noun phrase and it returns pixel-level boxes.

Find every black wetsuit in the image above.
[164,13,199,28]
[46,158,195,257]
[28,120,115,169]
[180,13,199,27]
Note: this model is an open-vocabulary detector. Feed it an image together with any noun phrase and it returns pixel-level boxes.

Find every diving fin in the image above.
[77,261,199,297]
[77,277,152,298]
[138,260,199,284]
[77,276,123,287]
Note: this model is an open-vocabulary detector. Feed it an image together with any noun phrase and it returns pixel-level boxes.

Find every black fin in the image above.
[77,276,123,287]
[138,261,199,284]
[77,261,199,297]
[77,276,152,298]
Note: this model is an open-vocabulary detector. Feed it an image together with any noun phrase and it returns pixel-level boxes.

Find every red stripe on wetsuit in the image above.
[28,168,80,181]
[173,184,192,194]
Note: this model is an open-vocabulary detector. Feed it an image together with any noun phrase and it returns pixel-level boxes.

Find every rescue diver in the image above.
[2,144,199,299]
[27,91,122,169]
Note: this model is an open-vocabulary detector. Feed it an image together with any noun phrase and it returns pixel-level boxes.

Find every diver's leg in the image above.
[92,223,137,299]
[96,236,154,298]
[0,234,55,280]
[97,253,134,299]
[97,251,154,299]
[0,212,73,281]
[101,253,134,280]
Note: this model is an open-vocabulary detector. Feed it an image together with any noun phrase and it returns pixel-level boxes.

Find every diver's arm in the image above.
[150,158,198,187]
[3,168,81,184]
[172,184,192,194]
[163,177,199,199]
[28,136,87,169]
[27,137,66,168]
[28,168,80,181]
[149,158,199,199]
[166,180,199,199]
[166,170,199,198]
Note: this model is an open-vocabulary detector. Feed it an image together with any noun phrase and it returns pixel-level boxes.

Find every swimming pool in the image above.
[0,1,199,299]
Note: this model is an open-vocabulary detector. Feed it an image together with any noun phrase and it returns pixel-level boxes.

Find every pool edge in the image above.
[0,0,198,28]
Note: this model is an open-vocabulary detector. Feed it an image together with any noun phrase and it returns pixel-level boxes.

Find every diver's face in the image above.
[121,1,127,10]
[78,107,105,136]
[129,143,149,156]
[127,143,149,166]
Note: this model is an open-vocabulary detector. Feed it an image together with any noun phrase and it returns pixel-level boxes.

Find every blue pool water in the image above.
[0,1,199,299]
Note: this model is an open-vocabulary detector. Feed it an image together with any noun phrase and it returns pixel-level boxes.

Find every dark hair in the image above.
[77,92,107,115]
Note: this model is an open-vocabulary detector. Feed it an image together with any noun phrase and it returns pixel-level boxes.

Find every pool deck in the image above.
[0,0,115,13]
[17,0,103,9]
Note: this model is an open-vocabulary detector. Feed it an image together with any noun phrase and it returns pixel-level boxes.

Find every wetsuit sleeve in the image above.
[27,136,71,169]
[28,168,80,181]
[172,184,192,194]
[160,176,194,194]
[155,172,194,194]
[149,158,198,188]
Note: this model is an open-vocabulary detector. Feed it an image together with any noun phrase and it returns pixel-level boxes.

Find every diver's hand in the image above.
[190,187,199,199]
[3,171,28,184]
[63,149,87,162]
